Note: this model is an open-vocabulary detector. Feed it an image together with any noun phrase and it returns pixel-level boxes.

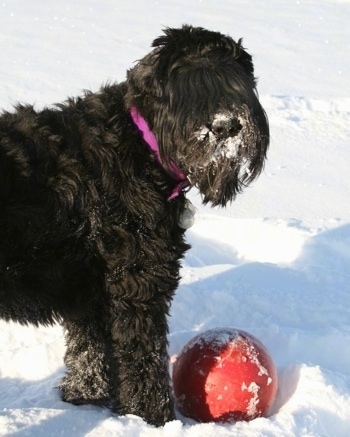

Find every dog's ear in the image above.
[152,25,255,77]
[125,43,160,102]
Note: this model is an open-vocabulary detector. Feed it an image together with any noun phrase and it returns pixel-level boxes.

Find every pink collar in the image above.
[130,106,189,200]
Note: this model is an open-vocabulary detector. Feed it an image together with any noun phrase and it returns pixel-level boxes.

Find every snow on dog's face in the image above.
[196,107,254,162]
[197,111,243,160]
[127,25,269,206]
[180,98,268,206]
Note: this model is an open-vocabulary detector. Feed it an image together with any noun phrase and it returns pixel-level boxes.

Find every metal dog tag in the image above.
[178,199,196,229]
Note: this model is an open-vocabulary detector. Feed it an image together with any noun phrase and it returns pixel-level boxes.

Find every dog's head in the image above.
[126,25,269,207]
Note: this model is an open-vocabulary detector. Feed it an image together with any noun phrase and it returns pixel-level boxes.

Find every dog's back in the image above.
[0,100,109,325]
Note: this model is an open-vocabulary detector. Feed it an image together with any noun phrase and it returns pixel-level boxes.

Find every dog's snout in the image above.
[209,117,242,139]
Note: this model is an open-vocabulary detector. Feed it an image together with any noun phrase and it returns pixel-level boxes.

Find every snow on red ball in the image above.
[172,328,278,423]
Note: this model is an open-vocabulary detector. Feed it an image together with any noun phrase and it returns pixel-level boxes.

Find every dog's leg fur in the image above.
[60,269,180,426]
[60,311,114,407]
[107,266,180,425]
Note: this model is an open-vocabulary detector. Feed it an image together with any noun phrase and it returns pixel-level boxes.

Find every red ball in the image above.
[172,328,278,423]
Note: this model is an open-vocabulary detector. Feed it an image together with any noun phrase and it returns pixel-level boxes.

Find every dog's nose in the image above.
[210,117,242,139]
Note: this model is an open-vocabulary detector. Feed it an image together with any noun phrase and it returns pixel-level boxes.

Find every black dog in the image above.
[0,25,269,426]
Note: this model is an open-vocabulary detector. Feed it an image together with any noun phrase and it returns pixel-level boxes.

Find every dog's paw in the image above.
[59,375,111,408]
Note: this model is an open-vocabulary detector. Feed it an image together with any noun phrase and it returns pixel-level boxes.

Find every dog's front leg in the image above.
[109,293,176,426]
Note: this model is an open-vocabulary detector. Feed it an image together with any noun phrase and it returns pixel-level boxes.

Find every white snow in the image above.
[1,0,350,436]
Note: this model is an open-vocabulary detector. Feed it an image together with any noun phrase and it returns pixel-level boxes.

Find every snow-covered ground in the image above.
[0,0,349,435]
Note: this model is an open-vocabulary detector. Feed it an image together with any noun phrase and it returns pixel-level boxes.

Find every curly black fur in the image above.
[0,25,269,426]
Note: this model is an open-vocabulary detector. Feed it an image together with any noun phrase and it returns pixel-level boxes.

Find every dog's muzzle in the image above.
[197,111,245,160]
